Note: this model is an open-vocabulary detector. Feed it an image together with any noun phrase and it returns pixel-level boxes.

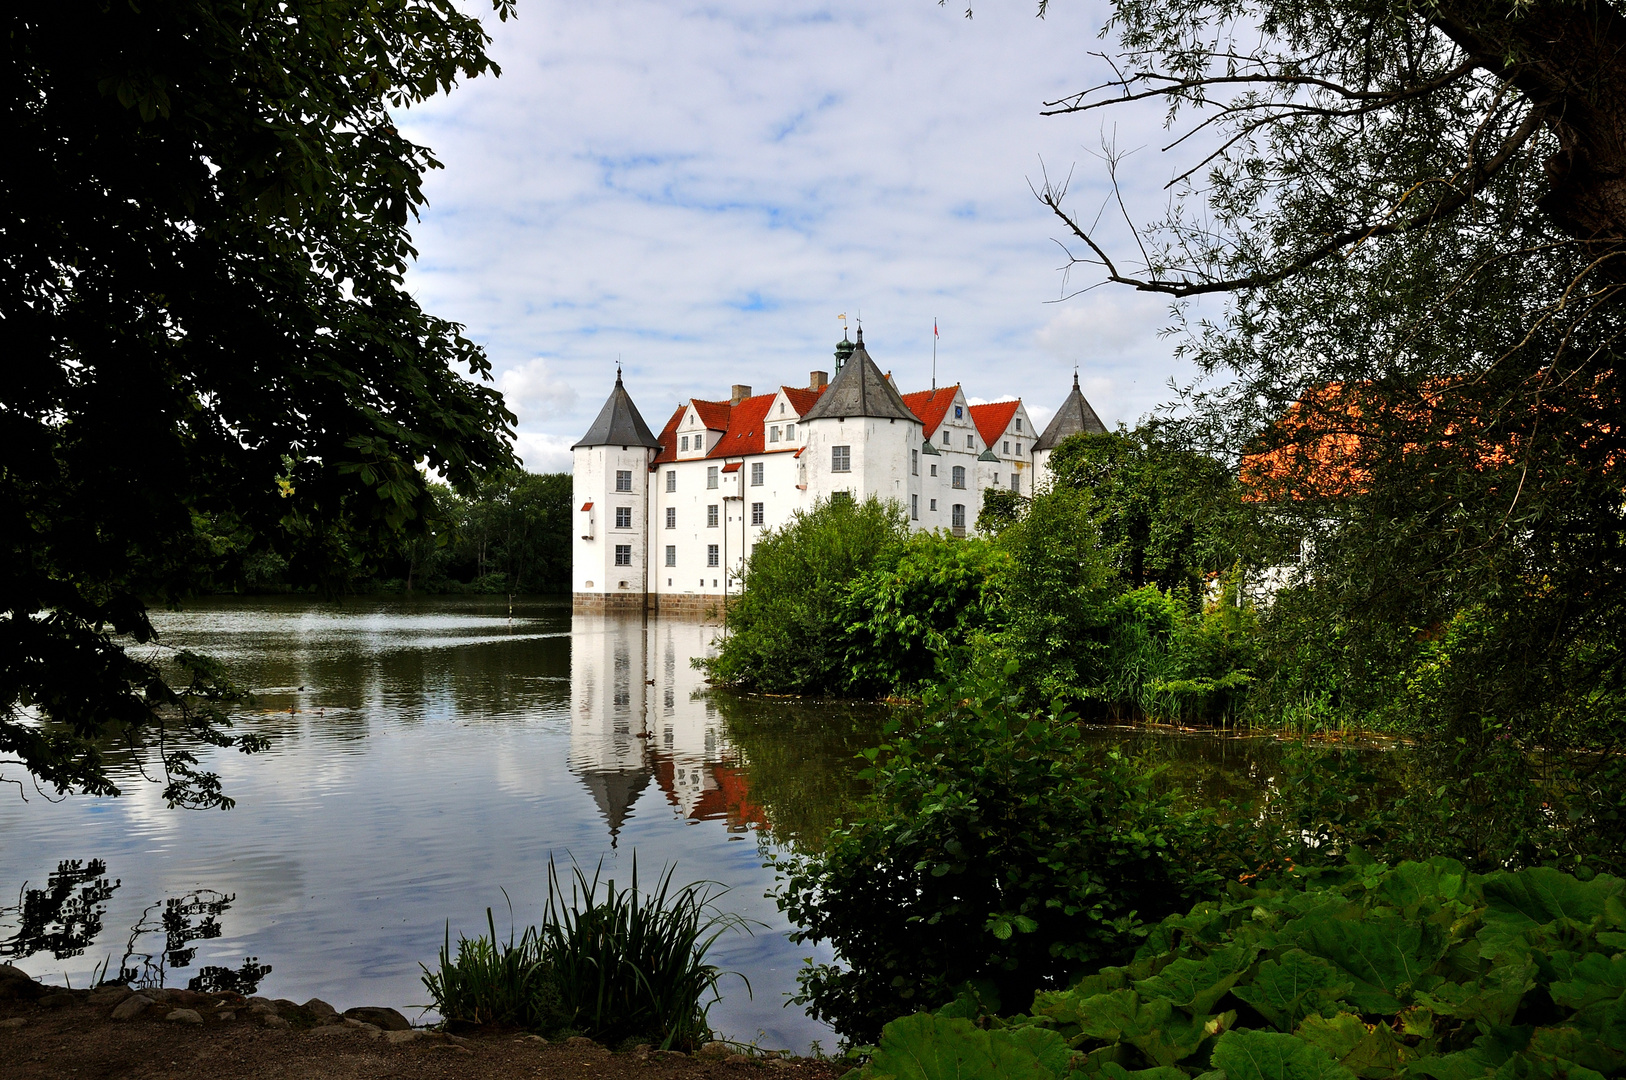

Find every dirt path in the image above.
[0,969,847,1080]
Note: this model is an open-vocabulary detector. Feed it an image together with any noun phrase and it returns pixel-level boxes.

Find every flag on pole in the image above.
[934,319,939,338]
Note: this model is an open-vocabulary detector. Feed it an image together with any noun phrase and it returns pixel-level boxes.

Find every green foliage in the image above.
[857,858,1626,1080]
[702,496,909,694]
[4,0,517,803]
[773,668,1246,1043]
[979,487,1027,535]
[422,857,745,1050]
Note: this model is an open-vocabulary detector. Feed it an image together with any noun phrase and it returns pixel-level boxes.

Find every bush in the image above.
[422,858,744,1049]
[856,856,1626,1080]
[703,496,907,694]
[772,668,1246,1042]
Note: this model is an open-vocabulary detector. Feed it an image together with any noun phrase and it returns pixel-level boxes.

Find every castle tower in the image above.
[572,370,662,613]
[797,328,922,512]
[1031,372,1109,484]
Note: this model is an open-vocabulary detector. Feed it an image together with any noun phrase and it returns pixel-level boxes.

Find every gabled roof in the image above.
[798,330,917,423]
[1033,374,1108,451]
[969,400,1021,448]
[690,399,733,431]
[707,393,777,458]
[781,385,827,415]
[650,404,687,465]
[901,385,960,438]
[573,374,662,450]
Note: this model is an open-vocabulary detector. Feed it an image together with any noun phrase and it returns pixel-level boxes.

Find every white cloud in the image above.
[513,431,575,474]
[498,357,579,423]
[394,0,1225,468]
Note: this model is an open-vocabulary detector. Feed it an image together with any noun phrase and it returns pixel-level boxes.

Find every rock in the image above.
[428,1044,473,1055]
[0,966,46,1003]
[87,986,132,1007]
[248,1004,278,1020]
[384,1029,424,1044]
[144,988,173,1004]
[0,1017,26,1029]
[110,995,155,1021]
[726,1054,751,1065]
[343,1006,411,1032]
[699,1041,732,1059]
[246,996,275,1010]
[217,1011,236,1022]
[652,1049,689,1063]
[261,1015,291,1029]
[39,993,77,1010]
[515,1034,545,1043]
[165,1009,204,1025]
[302,997,338,1021]
[766,1060,793,1070]
[565,1036,599,1049]
[167,989,204,1007]
[272,998,299,1012]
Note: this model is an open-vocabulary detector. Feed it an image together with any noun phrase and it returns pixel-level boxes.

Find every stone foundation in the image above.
[570,592,732,621]
[571,591,650,615]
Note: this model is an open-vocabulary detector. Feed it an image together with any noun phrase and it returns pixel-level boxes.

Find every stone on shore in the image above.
[166,1009,204,1025]
[0,966,45,1003]
[384,1029,425,1044]
[303,998,339,1021]
[87,986,132,1006]
[110,995,154,1021]
[0,1017,26,1028]
[343,1006,410,1031]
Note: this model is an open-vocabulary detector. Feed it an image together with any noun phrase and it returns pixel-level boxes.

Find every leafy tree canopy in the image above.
[1037,0,1626,748]
[2,0,517,805]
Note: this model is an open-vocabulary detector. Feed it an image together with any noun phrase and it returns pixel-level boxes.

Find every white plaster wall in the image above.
[572,445,653,595]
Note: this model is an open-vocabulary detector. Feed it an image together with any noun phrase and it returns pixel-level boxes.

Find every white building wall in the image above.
[572,444,655,596]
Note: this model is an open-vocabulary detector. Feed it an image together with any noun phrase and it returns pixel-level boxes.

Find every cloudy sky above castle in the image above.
[398,0,1215,472]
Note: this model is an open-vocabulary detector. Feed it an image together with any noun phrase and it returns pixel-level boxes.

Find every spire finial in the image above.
[617,357,624,384]
[1073,363,1079,390]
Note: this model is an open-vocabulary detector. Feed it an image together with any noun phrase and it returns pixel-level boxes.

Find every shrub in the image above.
[856,856,1626,1080]
[703,495,907,694]
[772,668,1245,1042]
[422,858,744,1049]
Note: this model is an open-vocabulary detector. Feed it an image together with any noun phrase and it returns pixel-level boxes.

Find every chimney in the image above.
[731,384,752,405]
[809,371,828,390]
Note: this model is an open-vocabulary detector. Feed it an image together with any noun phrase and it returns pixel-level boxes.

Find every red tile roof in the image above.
[707,393,777,458]
[970,400,1021,449]
[691,399,733,431]
[580,502,593,511]
[781,385,828,415]
[721,461,742,473]
[650,404,686,465]
[901,385,960,437]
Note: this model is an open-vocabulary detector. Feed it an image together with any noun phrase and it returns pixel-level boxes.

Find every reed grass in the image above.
[421,856,747,1049]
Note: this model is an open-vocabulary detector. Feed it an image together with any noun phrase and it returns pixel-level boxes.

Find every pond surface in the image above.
[0,597,1330,1051]
[0,597,882,1052]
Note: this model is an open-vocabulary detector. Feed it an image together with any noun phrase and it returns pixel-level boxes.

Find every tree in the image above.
[1036,0,1626,748]
[2,0,517,806]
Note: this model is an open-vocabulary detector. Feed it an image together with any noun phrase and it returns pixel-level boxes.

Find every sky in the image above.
[396,0,1217,472]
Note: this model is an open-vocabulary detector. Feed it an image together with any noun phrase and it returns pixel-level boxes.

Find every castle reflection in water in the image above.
[568,615,762,844]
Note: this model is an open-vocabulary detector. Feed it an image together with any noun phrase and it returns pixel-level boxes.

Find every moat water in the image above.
[0,596,1298,1051]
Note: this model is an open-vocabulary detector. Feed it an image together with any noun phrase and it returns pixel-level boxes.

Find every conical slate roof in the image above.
[578,768,651,845]
[1033,373,1108,450]
[572,371,661,450]
[799,329,918,423]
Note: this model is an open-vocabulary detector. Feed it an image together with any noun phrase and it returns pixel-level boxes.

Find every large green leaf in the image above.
[1295,1014,1369,1062]
[1062,989,1226,1067]
[1135,945,1257,1016]
[866,1013,1061,1080]
[1525,1025,1626,1076]
[1295,920,1437,1012]
[1547,952,1626,1011]
[1377,860,1469,912]
[1480,870,1620,932]
[1414,962,1533,1026]
[1233,950,1356,1031]
[1099,1064,1190,1080]
[1210,1028,1356,1080]
[1337,1023,1413,1080]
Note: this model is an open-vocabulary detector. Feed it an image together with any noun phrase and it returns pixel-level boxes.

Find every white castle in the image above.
[571,328,1107,615]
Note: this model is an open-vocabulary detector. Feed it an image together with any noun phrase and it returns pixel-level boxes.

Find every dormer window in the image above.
[786,423,796,439]
[681,435,690,452]
[770,426,780,443]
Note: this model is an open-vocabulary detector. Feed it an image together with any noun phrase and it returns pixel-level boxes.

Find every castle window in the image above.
[751,502,764,526]
[665,545,676,567]
[681,435,690,452]
[666,470,676,491]
[770,426,780,443]
[941,430,950,446]
[1015,418,1023,432]
[991,474,1000,487]
[1003,441,1010,454]
[930,463,937,477]
[951,466,966,489]
[951,504,965,530]
[786,423,795,439]
[707,504,719,527]
[930,498,937,511]
[911,449,918,475]
[615,506,632,528]
[665,507,675,529]
[615,544,632,566]
[707,545,719,567]
[966,434,974,449]
[1011,474,1020,494]
[831,490,853,505]
[751,462,764,486]
[707,466,718,489]
[779,403,785,414]
[831,445,851,472]
[615,470,632,492]
[910,494,919,519]
[1016,442,1022,455]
